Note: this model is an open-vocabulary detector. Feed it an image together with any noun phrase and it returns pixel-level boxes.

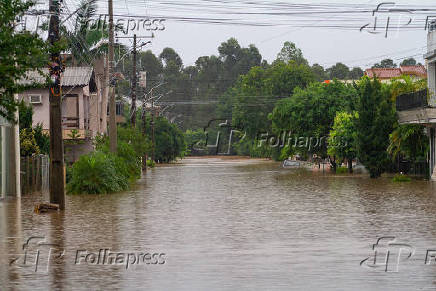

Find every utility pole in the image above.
[130,34,137,127]
[141,91,147,172]
[151,96,155,161]
[108,0,117,153]
[48,0,65,209]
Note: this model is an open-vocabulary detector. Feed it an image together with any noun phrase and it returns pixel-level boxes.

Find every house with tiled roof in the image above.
[17,65,124,163]
[364,65,427,81]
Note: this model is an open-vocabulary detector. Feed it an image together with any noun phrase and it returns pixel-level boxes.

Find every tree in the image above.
[355,77,396,178]
[232,61,315,138]
[327,111,358,173]
[311,63,328,82]
[18,100,33,129]
[276,41,308,66]
[388,124,428,162]
[373,59,397,68]
[153,117,186,162]
[400,58,417,66]
[349,67,364,80]
[159,47,183,71]
[0,0,48,121]
[270,81,356,158]
[327,63,350,80]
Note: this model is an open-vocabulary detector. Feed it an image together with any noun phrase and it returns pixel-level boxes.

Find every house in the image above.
[365,65,427,81]
[395,21,436,180]
[17,66,123,163]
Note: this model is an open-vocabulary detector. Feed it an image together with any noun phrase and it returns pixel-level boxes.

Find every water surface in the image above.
[1,157,436,290]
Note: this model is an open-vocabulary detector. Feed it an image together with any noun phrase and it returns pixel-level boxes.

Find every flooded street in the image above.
[1,157,436,290]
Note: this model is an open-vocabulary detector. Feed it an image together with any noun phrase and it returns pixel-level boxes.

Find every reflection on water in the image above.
[1,157,436,290]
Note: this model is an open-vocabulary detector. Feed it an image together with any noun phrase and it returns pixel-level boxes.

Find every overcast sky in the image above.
[55,0,436,69]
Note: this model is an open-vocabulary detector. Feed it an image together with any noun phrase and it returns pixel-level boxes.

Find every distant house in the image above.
[17,66,124,163]
[364,65,427,81]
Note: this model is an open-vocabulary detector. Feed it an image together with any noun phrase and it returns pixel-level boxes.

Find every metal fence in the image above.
[20,155,49,195]
[397,160,429,177]
[396,89,428,111]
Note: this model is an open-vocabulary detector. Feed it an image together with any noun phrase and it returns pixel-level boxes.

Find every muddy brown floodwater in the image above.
[1,157,436,290]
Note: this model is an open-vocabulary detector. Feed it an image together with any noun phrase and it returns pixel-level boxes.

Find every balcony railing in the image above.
[396,89,428,111]
[62,117,79,129]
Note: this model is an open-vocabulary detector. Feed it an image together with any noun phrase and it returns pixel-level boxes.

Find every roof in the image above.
[365,65,427,79]
[19,67,94,87]
[400,65,427,77]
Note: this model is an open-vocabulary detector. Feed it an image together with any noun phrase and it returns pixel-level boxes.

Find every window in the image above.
[29,95,42,104]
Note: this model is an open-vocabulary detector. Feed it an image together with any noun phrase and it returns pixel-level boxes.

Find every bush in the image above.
[336,167,348,174]
[392,174,411,182]
[67,151,129,194]
[20,128,40,156]
[146,159,156,168]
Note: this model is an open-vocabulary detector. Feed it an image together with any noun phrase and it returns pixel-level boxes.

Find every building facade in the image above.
[396,22,436,179]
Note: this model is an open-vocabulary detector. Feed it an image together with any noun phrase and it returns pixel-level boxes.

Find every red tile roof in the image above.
[365,65,427,79]
[400,65,427,77]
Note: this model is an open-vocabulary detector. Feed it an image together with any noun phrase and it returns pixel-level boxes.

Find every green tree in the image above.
[232,61,315,138]
[0,0,48,121]
[33,124,49,155]
[373,59,397,68]
[153,117,186,162]
[311,63,328,82]
[355,77,396,178]
[400,58,417,66]
[388,124,428,162]
[276,41,308,66]
[270,81,356,158]
[327,111,358,173]
[326,63,350,80]
[18,100,33,129]
[349,67,364,80]
[184,129,206,154]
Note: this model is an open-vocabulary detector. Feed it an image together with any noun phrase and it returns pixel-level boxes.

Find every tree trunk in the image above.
[329,155,337,173]
[348,159,353,173]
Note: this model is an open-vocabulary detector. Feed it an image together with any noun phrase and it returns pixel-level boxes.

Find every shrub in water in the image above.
[67,151,129,194]
[392,174,412,182]
[336,167,348,174]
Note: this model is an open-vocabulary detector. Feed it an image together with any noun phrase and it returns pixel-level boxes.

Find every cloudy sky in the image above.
[42,0,436,69]
[131,0,435,69]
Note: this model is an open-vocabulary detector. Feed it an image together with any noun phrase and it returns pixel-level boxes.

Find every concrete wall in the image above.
[20,88,50,129]
[19,87,88,130]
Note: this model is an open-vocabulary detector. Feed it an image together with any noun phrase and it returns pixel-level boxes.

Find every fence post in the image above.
[26,156,30,194]
[36,156,41,192]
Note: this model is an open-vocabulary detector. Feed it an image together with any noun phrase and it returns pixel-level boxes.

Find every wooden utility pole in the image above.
[151,96,155,161]
[130,34,137,127]
[108,0,117,152]
[48,0,65,209]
